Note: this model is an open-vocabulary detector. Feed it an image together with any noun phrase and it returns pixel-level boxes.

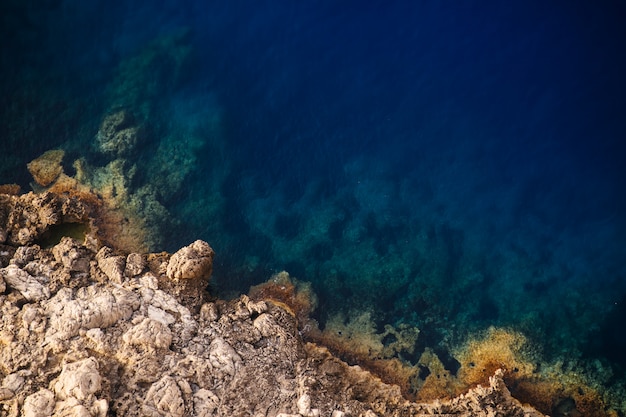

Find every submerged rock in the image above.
[0,189,546,416]
[95,110,142,157]
[26,150,65,187]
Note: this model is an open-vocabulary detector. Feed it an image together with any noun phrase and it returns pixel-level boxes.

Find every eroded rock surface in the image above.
[95,110,142,157]
[0,191,545,417]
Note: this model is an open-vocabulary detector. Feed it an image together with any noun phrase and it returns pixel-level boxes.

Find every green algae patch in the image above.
[37,222,90,249]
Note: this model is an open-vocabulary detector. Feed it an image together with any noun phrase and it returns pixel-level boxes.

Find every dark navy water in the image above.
[2,0,626,396]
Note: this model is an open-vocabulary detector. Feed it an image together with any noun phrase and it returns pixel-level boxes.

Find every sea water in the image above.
[2,0,625,406]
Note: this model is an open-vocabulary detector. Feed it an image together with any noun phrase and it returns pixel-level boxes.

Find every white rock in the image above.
[53,396,108,417]
[193,389,220,417]
[142,375,185,417]
[85,328,107,352]
[23,389,55,417]
[0,264,50,301]
[139,272,159,289]
[208,337,241,377]
[125,252,146,277]
[147,305,176,325]
[1,372,25,393]
[45,286,140,343]
[297,393,312,415]
[52,237,91,272]
[96,247,125,283]
[53,357,101,401]
[53,397,92,417]
[122,317,172,350]
[90,399,109,417]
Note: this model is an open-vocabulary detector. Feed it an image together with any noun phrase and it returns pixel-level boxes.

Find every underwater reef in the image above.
[1,156,624,416]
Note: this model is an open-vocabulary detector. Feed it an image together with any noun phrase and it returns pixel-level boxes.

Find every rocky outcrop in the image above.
[0,190,546,416]
[0,191,92,248]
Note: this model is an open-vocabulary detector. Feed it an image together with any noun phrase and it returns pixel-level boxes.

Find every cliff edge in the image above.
[0,191,545,416]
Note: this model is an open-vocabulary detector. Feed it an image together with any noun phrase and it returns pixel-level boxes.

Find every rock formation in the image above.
[95,110,142,158]
[26,150,65,188]
[0,189,549,416]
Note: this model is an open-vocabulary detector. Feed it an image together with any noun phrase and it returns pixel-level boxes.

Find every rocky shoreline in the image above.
[0,190,549,416]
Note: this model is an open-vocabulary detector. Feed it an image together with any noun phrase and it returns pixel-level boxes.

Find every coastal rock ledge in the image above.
[0,191,545,417]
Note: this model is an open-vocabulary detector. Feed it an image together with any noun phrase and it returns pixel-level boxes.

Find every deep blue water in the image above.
[2,0,626,389]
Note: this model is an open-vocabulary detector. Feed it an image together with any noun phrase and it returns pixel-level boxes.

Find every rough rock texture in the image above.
[0,192,92,247]
[26,150,65,187]
[0,191,546,417]
[95,110,142,157]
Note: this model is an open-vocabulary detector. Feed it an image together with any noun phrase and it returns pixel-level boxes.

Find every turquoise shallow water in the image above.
[2,0,626,401]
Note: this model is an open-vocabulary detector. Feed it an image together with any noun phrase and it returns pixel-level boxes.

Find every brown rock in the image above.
[166,240,214,281]
[27,149,65,187]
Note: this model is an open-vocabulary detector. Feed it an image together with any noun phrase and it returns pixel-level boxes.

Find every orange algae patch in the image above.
[454,326,536,389]
[249,271,620,415]
[249,271,318,328]
[309,324,420,400]
[248,272,419,398]
[413,348,457,401]
[0,184,21,195]
[452,326,614,417]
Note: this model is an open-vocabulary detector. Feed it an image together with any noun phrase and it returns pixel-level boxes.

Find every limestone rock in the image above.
[44,285,140,345]
[142,376,185,417]
[166,239,214,280]
[52,358,101,401]
[52,237,91,273]
[26,149,65,187]
[0,191,92,247]
[23,389,55,417]
[192,389,219,417]
[96,246,125,283]
[122,317,172,350]
[0,264,50,301]
[125,252,146,277]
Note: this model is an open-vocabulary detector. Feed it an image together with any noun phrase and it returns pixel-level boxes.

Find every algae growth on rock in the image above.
[1,187,552,416]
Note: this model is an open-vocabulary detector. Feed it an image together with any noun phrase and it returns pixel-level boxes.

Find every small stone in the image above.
[23,389,55,417]
[53,357,102,401]
[53,237,91,272]
[297,393,312,415]
[125,252,146,277]
[142,376,185,417]
[0,264,50,301]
